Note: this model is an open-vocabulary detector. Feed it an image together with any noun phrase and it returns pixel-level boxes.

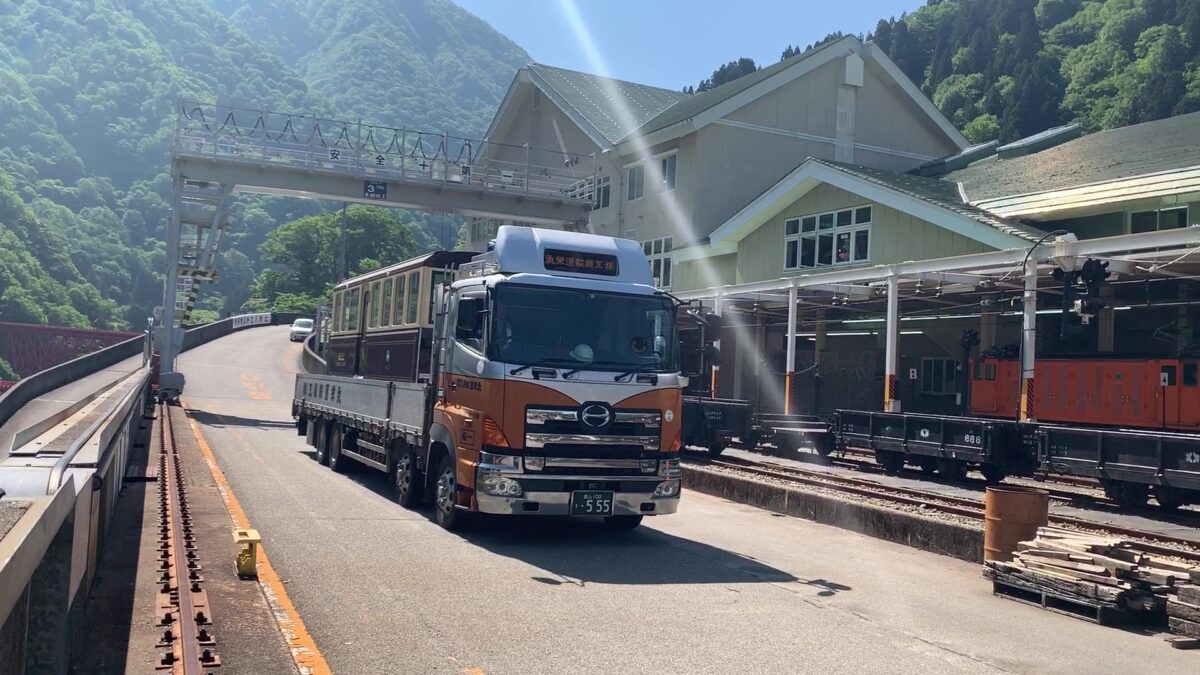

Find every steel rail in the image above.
[692,454,1200,563]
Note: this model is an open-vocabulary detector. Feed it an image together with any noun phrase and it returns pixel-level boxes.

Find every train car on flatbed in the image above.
[294,227,689,531]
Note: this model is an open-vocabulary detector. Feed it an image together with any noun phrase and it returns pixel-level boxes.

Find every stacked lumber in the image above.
[1168,585,1200,649]
[984,527,1200,627]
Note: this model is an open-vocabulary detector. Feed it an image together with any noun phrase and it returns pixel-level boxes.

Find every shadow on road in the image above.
[329,456,817,587]
[188,409,296,430]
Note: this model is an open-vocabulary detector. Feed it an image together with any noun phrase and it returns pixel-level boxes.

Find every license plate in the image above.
[570,490,614,516]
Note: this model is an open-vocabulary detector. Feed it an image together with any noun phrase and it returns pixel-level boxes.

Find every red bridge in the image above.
[0,322,140,389]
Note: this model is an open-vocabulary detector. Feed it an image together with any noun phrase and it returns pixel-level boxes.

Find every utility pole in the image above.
[339,203,348,281]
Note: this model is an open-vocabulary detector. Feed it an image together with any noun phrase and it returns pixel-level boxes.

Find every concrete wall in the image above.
[732,183,993,287]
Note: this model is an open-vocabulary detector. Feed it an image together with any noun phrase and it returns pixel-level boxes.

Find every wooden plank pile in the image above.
[983,527,1200,636]
[1167,585,1200,650]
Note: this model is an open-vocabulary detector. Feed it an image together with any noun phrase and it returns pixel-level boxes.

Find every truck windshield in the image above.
[490,284,678,373]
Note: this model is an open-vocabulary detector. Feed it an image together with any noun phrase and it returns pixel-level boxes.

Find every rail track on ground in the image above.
[685,452,1200,564]
[156,403,220,674]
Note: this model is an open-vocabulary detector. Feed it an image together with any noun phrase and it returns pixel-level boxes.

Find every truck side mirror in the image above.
[705,344,721,367]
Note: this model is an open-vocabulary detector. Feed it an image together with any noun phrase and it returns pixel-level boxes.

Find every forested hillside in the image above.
[0,0,527,338]
[693,0,1200,144]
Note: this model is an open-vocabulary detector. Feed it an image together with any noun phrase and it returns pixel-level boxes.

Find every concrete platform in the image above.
[166,326,1200,674]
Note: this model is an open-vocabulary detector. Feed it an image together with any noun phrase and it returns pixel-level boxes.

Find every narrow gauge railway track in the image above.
[156,403,220,673]
[688,454,1200,564]
[762,443,1198,516]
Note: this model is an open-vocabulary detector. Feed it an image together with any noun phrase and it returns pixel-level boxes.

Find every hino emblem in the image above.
[580,404,612,428]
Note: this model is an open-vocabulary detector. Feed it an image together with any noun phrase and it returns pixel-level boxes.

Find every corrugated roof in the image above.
[947,111,1200,202]
[816,159,1047,242]
[527,63,687,145]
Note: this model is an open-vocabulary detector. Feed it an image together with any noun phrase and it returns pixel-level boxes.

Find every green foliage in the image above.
[0,0,523,329]
[696,58,759,92]
[247,205,433,308]
[868,0,1200,142]
[0,356,17,380]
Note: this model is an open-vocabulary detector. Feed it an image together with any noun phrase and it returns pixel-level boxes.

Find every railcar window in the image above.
[332,291,343,332]
[406,271,421,324]
[346,287,361,332]
[1185,363,1198,387]
[381,278,394,326]
[369,281,381,329]
[393,275,406,325]
[986,363,996,380]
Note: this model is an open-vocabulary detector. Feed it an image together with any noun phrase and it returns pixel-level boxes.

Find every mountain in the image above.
[0,0,529,333]
[211,0,531,137]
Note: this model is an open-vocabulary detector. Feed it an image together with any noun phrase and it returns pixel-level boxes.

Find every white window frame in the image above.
[642,236,673,289]
[660,154,677,191]
[784,204,872,270]
[594,175,611,209]
[920,357,957,395]
[627,164,644,201]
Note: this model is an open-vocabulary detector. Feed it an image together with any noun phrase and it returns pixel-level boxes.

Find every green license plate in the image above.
[570,490,614,516]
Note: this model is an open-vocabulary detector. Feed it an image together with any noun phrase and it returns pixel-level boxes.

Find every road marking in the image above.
[239,372,272,401]
[182,403,332,675]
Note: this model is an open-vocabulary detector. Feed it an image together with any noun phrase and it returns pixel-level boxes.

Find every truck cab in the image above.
[426,227,684,529]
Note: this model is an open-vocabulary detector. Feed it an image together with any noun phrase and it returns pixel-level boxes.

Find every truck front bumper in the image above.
[475,483,680,516]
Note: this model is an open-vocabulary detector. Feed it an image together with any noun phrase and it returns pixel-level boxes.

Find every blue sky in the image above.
[453,0,926,90]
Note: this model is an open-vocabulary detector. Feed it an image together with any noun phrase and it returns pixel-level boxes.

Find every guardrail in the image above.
[301,333,326,374]
[0,311,299,673]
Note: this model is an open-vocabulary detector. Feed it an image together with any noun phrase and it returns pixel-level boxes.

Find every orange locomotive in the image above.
[294,226,688,531]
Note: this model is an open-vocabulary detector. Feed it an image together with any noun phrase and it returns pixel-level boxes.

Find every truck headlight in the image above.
[479,471,524,497]
[653,479,681,498]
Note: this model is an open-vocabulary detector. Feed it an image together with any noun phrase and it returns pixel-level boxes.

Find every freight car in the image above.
[832,355,1200,510]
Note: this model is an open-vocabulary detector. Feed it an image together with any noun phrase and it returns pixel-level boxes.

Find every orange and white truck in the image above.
[293,226,686,530]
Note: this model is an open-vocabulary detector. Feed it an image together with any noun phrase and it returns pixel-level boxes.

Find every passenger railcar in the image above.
[970,356,1200,432]
[326,251,475,381]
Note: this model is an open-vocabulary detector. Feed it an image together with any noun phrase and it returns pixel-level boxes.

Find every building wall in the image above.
[673,252,737,291]
[731,183,993,286]
[853,60,960,167]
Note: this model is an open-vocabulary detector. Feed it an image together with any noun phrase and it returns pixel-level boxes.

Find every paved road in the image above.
[180,327,1196,675]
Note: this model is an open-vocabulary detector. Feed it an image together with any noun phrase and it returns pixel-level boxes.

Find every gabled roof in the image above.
[631,37,853,137]
[492,36,967,154]
[687,157,1043,261]
[948,111,1200,203]
[526,63,687,145]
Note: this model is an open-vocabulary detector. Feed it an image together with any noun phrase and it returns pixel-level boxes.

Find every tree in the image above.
[696,58,758,92]
[0,356,18,381]
[870,18,894,53]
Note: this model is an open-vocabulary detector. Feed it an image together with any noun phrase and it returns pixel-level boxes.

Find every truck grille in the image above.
[525,407,661,451]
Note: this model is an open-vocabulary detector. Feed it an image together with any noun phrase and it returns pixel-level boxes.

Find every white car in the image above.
[289,318,314,342]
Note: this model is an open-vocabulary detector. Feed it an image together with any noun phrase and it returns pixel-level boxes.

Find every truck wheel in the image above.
[394,449,423,508]
[434,455,469,531]
[328,425,346,473]
[604,515,643,530]
[980,464,1007,484]
[707,443,726,457]
[314,422,329,466]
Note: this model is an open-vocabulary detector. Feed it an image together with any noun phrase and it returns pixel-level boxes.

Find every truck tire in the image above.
[328,424,346,473]
[434,455,469,531]
[394,448,423,508]
[604,515,643,530]
[314,422,330,466]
